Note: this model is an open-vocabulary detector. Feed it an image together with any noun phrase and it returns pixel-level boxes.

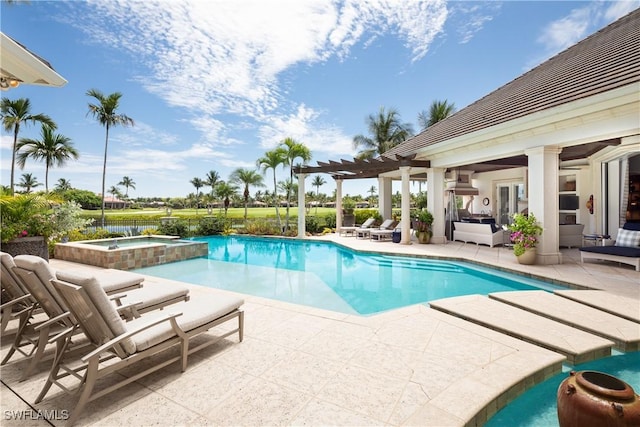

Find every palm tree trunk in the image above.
[101,124,110,227]
[10,125,20,195]
[273,173,282,232]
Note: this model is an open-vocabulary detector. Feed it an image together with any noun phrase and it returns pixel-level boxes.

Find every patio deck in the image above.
[1,236,638,426]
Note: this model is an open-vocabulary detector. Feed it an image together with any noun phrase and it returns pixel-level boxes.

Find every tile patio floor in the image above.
[1,236,638,426]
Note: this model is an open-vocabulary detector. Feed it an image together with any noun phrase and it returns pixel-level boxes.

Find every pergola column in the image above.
[297,173,306,238]
[378,176,392,220]
[427,168,446,244]
[525,146,562,264]
[400,166,412,244]
[335,178,343,232]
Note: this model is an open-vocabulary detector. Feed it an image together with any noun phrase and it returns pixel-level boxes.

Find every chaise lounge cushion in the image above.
[580,246,640,257]
[126,295,244,351]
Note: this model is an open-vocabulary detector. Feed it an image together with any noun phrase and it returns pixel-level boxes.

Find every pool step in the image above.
[364,257,465,273]
[489,291,640,352]
[428,294,614,364]
[553,290,640,324]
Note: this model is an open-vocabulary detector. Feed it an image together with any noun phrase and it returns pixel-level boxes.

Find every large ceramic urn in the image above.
[557,370,640,427]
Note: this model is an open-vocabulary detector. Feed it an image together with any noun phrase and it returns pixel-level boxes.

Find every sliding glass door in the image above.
[496,182,525,225]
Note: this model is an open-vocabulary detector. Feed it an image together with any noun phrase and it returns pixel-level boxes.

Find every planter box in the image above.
[1,236,48,261]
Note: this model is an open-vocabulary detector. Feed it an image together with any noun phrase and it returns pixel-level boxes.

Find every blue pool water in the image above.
[486,351,640,427]
[133,236,566,315]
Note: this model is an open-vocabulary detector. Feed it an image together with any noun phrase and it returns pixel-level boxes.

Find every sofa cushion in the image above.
[580,245,640,257]
[615,228,640,247]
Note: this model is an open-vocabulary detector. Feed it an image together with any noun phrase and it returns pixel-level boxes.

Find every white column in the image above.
[297,173,306,238]
[378,176,392,220]
[427,168,446,244]
[335,179,343,232]
[400,166,412,244]
[525,146,562,265]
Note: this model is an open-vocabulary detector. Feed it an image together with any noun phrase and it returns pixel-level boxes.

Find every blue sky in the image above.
[1,0,638,198]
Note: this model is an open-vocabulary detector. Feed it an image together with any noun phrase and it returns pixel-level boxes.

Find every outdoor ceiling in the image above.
[0,32,67,88]
[297,139,620,181]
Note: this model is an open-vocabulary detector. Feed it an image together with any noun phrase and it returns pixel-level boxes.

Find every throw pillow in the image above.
[615,228,640,247]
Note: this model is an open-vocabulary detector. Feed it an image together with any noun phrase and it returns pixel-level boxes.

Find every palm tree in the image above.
[54,178,72,192]
[230,168,265,221]
[417,100,456,130]
[257,148,287,232]
[1,97,56,194]
[118,176,136,198]
[352,107,413,160]
[311,175,326,214]
[215,182,238,217]
[204,170,221,197]
[16,125,78,193]
[190,177,204,214]
[108,185,122,209]
[86,89,134,226]
[280,137,312,230]
[17,173,42,193]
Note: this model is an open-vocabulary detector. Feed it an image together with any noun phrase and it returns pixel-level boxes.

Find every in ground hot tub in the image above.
[54,235,207,270]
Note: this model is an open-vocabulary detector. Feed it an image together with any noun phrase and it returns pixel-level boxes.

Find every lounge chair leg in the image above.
[35,332,72,404]
[20,326,50,381]
[238,311,244,342]
[181,338,188,372]
[67,358,99,426]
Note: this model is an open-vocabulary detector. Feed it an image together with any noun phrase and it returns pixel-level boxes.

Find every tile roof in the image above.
[385,8,640,158]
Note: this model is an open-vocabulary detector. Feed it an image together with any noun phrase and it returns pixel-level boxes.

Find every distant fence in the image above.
[84,217,249,235]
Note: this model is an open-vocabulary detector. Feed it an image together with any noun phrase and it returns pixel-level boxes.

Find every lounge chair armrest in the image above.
[0,294,32,310]
[46,324,79,345]
[34,311,73,331]
[116,301,143,320]
[81,311,184,362]
[109,293,127,305]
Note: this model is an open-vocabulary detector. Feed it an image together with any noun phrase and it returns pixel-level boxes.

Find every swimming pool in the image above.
[486,351,640,426]
[132,235,566,315]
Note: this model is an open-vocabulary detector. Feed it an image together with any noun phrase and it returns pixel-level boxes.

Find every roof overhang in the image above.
[1,32,67,89]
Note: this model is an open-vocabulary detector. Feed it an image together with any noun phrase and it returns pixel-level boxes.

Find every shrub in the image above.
[157,220,190,237]
[324,213,336,229]
[245,219,279,235]
[305,215,322,233]
[355,209,381,225]
[196,216,229,235]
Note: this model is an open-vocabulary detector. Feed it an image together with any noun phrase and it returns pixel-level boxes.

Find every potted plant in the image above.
[342,197,356,226]
[415,209,434,244]
[508,212,543,264]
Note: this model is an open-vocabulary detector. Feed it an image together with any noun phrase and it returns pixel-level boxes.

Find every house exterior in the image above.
[296,9,639,266]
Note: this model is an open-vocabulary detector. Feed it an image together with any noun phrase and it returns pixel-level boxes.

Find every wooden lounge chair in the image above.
[340,217,375,236]
[3,255,189,379]
[39,275,244,425]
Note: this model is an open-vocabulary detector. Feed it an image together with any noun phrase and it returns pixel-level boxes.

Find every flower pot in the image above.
[1,236,48,261]
[557,370,640,427]
[516,248,536,265]
[417,231,431,244]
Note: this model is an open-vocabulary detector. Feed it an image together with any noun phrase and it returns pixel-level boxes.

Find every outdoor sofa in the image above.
[452,221,505,247]
[559,223,585,248]
[579,222,640,271]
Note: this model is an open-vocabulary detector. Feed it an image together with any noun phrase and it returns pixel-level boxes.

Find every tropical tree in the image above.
[204,170,221,200]
[190,177,204,214]
[311,175,326,214]
[118,176,136,198]
[86,89,134,226]
[367,185,377,206]
[280,137,312,230]
[1,97,56,194]
[215,182,238,216]
[108,185,122,208]
[417,100,456,130]
[17,172,42,193]
[257,148,287,232]
[54,178,72,192]
[352,107,413,160]
[16,125,79,192]
[230,168,265,221]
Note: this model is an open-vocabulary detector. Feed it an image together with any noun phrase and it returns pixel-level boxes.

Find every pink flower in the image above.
[20,230,28,237]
